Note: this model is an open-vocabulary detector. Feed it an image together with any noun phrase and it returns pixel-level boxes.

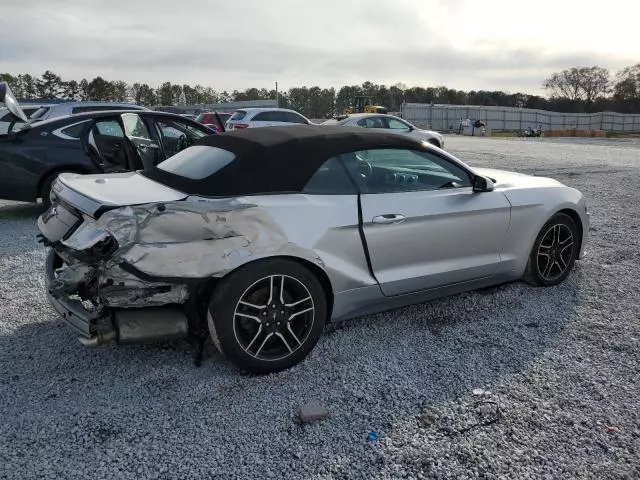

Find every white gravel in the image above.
[1,136,639,479]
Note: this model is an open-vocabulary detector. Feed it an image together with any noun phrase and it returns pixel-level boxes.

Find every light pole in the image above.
[275,81,279,108]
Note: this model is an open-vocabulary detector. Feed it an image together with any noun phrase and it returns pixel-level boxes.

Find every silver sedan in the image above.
[37,125,589,374]
[323,113,445,149]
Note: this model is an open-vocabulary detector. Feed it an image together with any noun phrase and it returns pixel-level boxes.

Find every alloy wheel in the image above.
[232,274,315,362]
[536,223,575,282]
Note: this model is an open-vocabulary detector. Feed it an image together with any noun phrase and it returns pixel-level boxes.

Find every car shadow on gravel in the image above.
[0,201,46,220]
[0,275,588,480]
[0,274,583,465]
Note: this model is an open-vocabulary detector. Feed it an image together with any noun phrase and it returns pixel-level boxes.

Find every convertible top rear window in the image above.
[157,145,235,180]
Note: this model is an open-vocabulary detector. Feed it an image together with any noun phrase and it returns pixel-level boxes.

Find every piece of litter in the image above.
[472,388,485,396]
[367,431,378,441]
[606,425,618,434]
[298,401,330,423]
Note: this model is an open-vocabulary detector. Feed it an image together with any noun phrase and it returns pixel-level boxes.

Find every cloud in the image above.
[1,0,637,95]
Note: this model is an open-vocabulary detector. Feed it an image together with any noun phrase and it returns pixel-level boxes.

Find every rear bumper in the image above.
[45,249,109,339]
[45,249,189,346]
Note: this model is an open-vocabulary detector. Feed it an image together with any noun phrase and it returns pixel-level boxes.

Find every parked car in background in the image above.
[29,101,149,123]
[323,113,445,149]
[0,104,49,134]
[36,124,588,374]
[0,82,215,206]
[225,108,312,130]
[195,111,232,133]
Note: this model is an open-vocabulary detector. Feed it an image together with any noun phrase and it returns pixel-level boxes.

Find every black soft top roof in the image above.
[145,125,428,196]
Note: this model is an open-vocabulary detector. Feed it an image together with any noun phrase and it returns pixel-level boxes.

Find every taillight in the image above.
[234,123,249,129]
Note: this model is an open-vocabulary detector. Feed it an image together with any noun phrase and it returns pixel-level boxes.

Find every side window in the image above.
[95,119,124,137]
[58,121,90,139]
[270,111,289,122]
[303,156,358,195]
[358,117,385,128]
[156,119,208,156]
[122,113,152,139]
[387,118,410,130]
[285,112,308,124]
[229,110,247,121]
[350,148,471,194]
[253,111,274,121]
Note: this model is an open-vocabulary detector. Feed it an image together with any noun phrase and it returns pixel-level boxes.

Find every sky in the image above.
[1,0,638,95]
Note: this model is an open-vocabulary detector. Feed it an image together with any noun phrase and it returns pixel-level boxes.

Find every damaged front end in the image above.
[37,187,297,348]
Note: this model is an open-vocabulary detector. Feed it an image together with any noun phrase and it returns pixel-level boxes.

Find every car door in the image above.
[353,147,511,296]
[83,117,134,172]
[121,113,160,171]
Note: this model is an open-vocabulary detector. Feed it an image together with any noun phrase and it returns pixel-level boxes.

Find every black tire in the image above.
[428,138,441,148]
[524,213,579,287]
[40,171,80,208]
[40,174,59,208]
[207,259,327,374]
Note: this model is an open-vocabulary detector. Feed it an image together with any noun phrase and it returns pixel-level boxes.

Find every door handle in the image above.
[139,143,159,150]
[372,214,406,224]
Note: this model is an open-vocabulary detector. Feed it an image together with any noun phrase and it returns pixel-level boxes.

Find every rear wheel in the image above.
[40,171,81,208]
[428,138,441,148]
[524,213,579,286]
[207,259,327,374]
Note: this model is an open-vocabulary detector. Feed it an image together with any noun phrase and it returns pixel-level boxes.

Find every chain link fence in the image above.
[401,103,640,132]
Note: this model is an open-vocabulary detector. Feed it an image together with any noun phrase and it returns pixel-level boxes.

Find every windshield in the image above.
[156,145,236,179]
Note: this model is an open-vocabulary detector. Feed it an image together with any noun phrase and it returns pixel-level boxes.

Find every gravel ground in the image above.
[1,136,639,479]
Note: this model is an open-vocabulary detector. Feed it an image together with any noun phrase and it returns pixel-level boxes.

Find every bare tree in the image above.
[543,66,610,109]
[614,64,640,101]
[580,66,611,107]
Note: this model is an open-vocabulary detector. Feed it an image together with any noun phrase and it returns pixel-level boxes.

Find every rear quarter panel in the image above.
[0,131,92,202]
[247,194,376,293]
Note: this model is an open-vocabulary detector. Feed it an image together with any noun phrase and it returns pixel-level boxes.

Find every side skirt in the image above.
[331,273,519,323]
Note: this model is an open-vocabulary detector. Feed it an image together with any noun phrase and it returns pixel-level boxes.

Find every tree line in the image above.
[2,64,639,118]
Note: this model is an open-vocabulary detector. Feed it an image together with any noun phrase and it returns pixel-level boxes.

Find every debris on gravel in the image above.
[298,401,330,423]
[1,136,639,479]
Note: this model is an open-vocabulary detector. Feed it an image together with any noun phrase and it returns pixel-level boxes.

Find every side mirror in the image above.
[472,175,494,192]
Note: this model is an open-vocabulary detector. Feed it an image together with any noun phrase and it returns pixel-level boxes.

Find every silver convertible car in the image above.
[37,125,589,373]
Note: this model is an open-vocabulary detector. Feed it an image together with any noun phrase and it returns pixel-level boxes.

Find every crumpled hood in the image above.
[473,167,563,189]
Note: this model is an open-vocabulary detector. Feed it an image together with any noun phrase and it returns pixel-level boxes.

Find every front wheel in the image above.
[207,259,327,374]
[524,213,579,286]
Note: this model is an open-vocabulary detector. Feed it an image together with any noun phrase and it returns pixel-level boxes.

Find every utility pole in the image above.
[275,81,279,108]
